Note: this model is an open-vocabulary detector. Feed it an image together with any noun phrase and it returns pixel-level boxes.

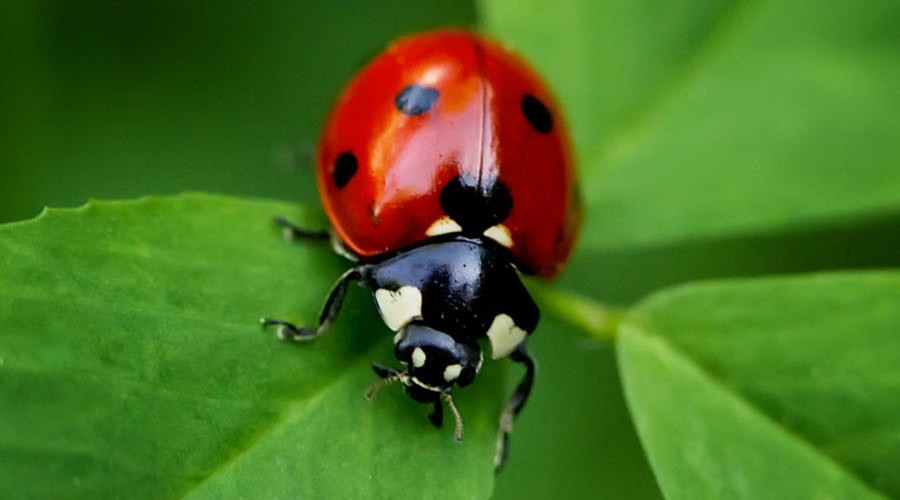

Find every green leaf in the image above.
[484,0,900,250]
[619,272,900,499]
[481,0,741,169]
[0,194,501,498]
[482,0,900,301]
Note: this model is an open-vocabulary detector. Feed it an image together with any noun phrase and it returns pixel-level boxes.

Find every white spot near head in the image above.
[412,347,427,368]
[426,216,463,237]
[375,286,423,331]
[486,313,528,359]
[393,331,403,345]
[483,224,513,248]
[443,363,463,382]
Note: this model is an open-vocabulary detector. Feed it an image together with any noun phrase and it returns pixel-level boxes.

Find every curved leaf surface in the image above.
[619,272,900,498]
[0,194,500,499]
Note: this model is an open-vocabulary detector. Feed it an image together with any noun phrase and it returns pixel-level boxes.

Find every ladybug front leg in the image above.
[428,399,443,428]
[261,266,368,341]
[494,345,535,471]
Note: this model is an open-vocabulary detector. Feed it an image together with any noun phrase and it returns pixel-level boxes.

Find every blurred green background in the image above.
[1,1,477,222]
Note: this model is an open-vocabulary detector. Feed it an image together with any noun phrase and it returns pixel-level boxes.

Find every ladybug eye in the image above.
[521,94,553,133]
[333,152,358,189]
[395,84,440,116]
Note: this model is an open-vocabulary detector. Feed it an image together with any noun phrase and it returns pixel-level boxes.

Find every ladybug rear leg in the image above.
[494,345,535,471]
[261,266,367,341]
[273,215,329,242]
[273,216,359,262]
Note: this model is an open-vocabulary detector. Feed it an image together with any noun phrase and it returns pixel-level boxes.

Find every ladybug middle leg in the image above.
[494,345,536,471]
[261,266,369,342]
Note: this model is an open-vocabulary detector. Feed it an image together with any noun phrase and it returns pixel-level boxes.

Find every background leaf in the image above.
[482,0,900,301]
[619,272,900,499]
[0,195,502,499]
[481,0,899,496]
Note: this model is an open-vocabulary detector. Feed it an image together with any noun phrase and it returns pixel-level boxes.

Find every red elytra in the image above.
[317,30,581,277]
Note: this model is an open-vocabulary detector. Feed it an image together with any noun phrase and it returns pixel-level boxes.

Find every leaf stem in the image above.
[529,281,625,342]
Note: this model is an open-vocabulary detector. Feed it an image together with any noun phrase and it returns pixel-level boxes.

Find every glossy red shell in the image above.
[317,30,581,277]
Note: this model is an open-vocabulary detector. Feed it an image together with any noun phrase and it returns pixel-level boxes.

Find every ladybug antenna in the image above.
[366,364,406,400]
[364,375,404,400]
[442,392,464,442]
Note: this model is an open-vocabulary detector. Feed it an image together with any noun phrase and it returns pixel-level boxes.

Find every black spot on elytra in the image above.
[395,84,440,116]
[333,152,358,189]
[521,94,553,133]
[440,176,512,234]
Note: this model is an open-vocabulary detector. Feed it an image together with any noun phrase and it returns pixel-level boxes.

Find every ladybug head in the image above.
[392,322,481,400]
[367,322,482,394]
[366,322,481,441]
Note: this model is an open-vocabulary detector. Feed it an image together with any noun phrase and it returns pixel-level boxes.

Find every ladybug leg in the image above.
[494,345,535,471]
[273,215,329,242]
[371,363,401,379]
[365,363,407,399]
[428,400,444,428]
[273,216,360,262]
[260,266,366,342]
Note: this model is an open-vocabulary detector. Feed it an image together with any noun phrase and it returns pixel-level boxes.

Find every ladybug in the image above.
[262,29,581,470]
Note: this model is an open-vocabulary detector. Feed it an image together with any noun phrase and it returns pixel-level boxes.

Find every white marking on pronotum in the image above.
[483,224,513,248]
[393,331,404,345]
[443,363,463,381]
[486,313,527,359]
[425,216,463,237]
[412,347,427,368]
[374,286,423,331]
